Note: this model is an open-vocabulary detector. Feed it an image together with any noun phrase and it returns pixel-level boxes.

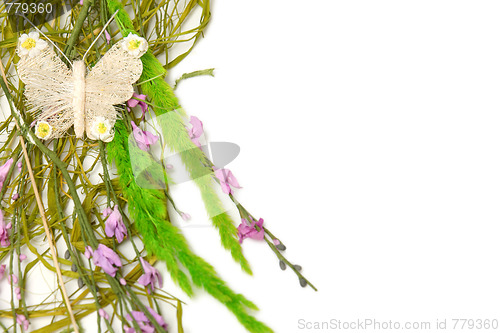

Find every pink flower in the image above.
[19,254,26,262]
[180,212,191,221]
[12,193,19,201]
[8,274,18,285]
[79,0,83,5]
[188,116,203,148]
[99,308,110,320]
[92,244,122,277]
[131,121,158,152]
[0,158,13,191]
[127,93,148,117]
[16,161,22,173]
[237,218,265,243]
[127,310,148,322]
[125,307,167,332]
[123,326,135,333]
[84,246,93,259]
[16,314,29,331]
[104,30,111,44]
[148,307,168,330]
[15,287,21,300]
[125,311,151,333]
[0,210,12,247]
[104,206,127,243]
[0,265,6,280]
[138,257,163,294]
[120,278,127,285]
[102,207,113,218]
[214,168,241,195]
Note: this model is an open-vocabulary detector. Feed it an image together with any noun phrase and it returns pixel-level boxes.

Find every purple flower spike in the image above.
[138,257,163,294]
[131,121,158,152]
[92,244,122,277]
[237,218,265,243]
[214,168,241,195]
[188,116,204,148]
[104,206,127,243]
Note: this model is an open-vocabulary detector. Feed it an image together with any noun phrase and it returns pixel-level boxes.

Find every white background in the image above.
[167,1,500,332]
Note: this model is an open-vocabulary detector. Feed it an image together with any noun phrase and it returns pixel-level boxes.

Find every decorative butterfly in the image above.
[16,31,148,142]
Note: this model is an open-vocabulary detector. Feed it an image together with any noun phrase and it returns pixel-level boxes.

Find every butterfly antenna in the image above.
[17,14,73,67]
[83,9,120,60]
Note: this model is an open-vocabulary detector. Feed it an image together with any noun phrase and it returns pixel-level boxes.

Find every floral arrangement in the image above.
[0,0,316,332]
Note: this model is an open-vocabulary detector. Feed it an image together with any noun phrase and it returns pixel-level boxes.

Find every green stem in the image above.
[63,0,94,61]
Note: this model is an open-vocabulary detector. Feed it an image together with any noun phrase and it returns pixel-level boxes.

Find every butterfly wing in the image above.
[16,43,74,139]
[85,35,147,141]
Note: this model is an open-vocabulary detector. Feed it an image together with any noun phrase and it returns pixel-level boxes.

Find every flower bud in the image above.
[276,244,286,251]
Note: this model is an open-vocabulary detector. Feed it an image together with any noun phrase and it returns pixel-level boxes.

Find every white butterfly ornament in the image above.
[16,31,148,142]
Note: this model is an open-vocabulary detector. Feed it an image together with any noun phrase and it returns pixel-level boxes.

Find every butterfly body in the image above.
[16,32,148,142]
[73,60,86,138]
